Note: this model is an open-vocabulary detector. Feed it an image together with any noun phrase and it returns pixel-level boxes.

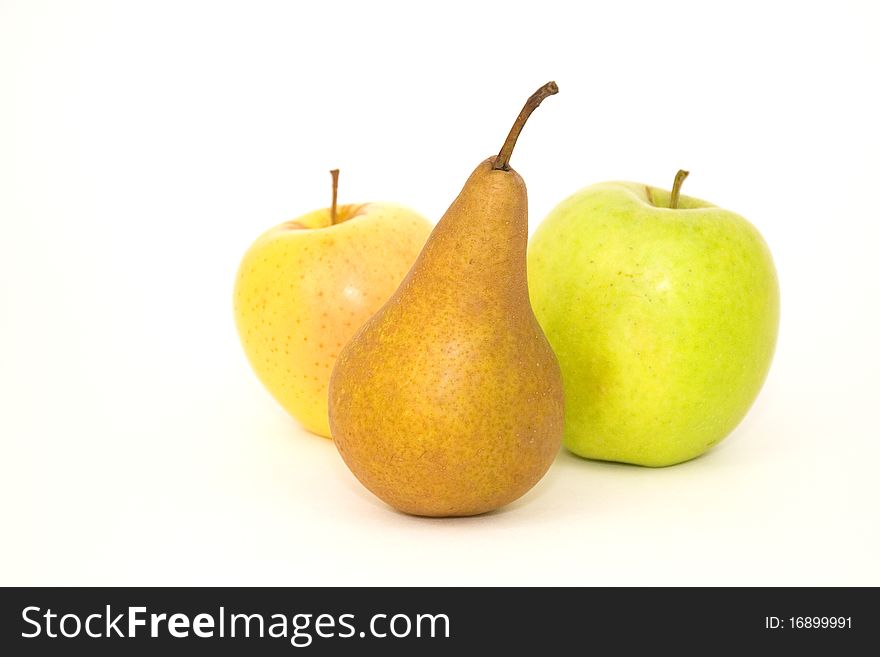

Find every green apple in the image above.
[527,171,779,466]
[234,170,432,437]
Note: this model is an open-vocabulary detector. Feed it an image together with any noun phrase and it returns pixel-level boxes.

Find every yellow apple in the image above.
[234,174,431,437]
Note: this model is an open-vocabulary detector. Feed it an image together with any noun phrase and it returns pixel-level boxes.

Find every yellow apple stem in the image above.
[670,169,689,209]
[329,169,340,225]
[493,81,559,171]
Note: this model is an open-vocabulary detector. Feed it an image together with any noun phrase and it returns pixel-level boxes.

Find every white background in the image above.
[2,0,878,586]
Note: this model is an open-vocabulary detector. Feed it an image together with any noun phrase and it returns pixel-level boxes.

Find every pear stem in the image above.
[493,81,559,171]
[670,169,689,209]
[329,169,340,225]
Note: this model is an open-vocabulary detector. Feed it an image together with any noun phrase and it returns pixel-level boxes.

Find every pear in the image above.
[329,83,564,517]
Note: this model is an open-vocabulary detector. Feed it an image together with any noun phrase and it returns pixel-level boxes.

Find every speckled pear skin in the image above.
[329,157,564,517]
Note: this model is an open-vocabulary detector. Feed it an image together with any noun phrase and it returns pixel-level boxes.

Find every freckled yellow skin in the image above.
[329,159,564,517]
[234,204,432,437]
[528,183,779,466]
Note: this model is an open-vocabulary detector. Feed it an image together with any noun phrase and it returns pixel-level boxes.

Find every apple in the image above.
[234,170,432,437]
[527,171,779,466]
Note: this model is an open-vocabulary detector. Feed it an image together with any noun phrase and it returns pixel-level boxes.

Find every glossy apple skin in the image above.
[528,183,779,466]
[234,203,432,437]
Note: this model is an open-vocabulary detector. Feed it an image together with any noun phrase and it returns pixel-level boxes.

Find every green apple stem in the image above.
[330,169,340,225]
[670,169,689,209]
[493,81,559,171]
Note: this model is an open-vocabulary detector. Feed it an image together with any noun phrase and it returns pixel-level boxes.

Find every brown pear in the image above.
[329,83,564,517]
